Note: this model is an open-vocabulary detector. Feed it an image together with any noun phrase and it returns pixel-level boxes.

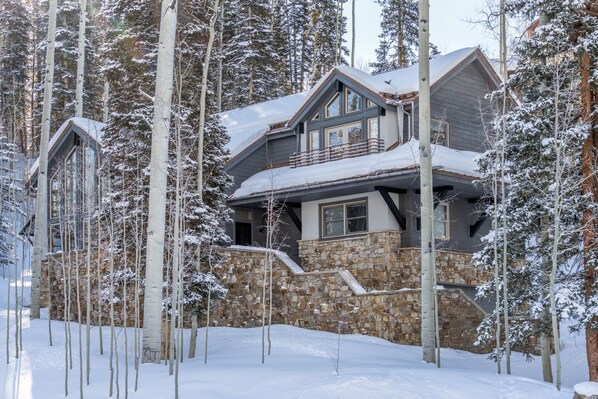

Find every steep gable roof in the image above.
[287,47,499,128]
[29,117,104,181]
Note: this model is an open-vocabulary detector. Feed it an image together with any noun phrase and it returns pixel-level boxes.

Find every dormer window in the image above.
[345,89,361,113]
[325,94,341,118]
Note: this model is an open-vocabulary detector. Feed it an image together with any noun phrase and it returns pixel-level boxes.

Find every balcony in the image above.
[289,138,385,168]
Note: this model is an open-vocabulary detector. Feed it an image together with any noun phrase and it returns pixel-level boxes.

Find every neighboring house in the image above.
[28,47,501,351]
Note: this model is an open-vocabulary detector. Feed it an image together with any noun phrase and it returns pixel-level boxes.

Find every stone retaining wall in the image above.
[210,247,488,353]
[298,231,491,290]
[40,245,490,353]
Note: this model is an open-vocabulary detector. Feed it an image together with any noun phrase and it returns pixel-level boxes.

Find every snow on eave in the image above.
[230,139,481,201]
[29,117,105,182]
[219,92,307,162]
[287,66,394,128]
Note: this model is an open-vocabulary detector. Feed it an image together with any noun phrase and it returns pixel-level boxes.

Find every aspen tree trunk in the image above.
[549,78,564,392]
[418,0,436,364]
[31,0,58,319]
[350,0,355,67]
[541,216,554,383]
[188,0,220,360]
[398,0,404,67]
[74,217,84,399]
[75,0,87,117]
[499,0,511,374]
[216,3,224,112]
[493,158,501,374]
[142,0,178,364]
[103,82,109,123]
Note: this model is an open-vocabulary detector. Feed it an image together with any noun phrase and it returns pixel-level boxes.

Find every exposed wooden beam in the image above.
[375,186,406,230]
[470,213,488,237]
[285,205,302,233]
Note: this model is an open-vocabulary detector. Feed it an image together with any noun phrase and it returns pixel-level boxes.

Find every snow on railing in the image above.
[289,138,385,168]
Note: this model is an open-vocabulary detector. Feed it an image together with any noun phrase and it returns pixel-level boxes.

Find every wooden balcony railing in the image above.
[289,138,385,168]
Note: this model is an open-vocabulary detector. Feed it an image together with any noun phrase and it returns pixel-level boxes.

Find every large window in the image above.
[325,94,341,118]
[431,119,449,146]
[367,118,379,139]
[345,89,361,113]
[309,130,320,150]
[322,200,367,238]
[325,122,362,147]
[434,202,450,239]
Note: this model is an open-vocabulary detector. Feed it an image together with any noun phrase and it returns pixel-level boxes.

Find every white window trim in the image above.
[345,88,361,114]
[324,121,362,147]
[434,202,450,240]
[325,93,341,118]
[321,199,368,239]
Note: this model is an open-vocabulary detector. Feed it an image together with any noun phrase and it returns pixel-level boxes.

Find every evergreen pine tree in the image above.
[371,0,438,74]
[475,0,598,358]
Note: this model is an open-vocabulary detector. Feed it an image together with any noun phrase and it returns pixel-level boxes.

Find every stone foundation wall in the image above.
[210,248,488,353]
[41,251,144,327]
[298,231,402,290]
[298,231,491,290]
[40,243,491,354]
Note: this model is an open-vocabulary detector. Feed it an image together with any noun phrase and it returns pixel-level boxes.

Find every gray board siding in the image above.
[412,60,497,153]
[398,190,489,253]
[226,140,268,193]
[266,134,296,166]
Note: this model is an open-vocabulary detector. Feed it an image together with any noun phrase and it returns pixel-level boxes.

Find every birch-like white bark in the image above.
[31,0,58,319]
[418,0,436,364]
[142,0,178,364]
[75,0,87,117]
[499,0,511,374]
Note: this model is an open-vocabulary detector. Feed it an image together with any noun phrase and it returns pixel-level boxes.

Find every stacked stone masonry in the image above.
[40,231,492,354]
[298,231,491,290]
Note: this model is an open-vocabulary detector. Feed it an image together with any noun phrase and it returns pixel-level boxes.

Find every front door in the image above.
[235,222,252,246]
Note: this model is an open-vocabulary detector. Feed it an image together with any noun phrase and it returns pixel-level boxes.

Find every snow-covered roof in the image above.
[29,117,105,180]
[230,139,480,200]
[288,48,483,126]
[220,92,307,160]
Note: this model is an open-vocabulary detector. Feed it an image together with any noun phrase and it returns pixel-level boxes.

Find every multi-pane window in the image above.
[434,202,450,239]
[325,122,362,147]
[322,200,367,238]
[345,89,361,113]
[325,94,341,118]
[431,119,449,146]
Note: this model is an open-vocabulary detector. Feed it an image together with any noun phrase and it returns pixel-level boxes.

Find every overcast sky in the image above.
[345,0,501,69]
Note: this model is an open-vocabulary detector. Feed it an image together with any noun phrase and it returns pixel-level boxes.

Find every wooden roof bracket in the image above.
[374,186,407,230]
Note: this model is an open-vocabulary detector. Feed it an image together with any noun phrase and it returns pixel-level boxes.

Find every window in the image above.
[366,99,376,108]
[322,200,367,238]
[312,112,320,121]
[309,130,320,150]
[83,144,96,212]
[50,171,61,218]
[367,118,379,140]
[345,89,361,113]
[65,147,78,214]
[325,94,341,118]
[434,202,450,239]
[325,122,362,147]
[431,119,449,146]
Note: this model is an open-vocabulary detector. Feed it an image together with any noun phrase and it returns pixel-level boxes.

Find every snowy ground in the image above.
[0,271,588,399]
